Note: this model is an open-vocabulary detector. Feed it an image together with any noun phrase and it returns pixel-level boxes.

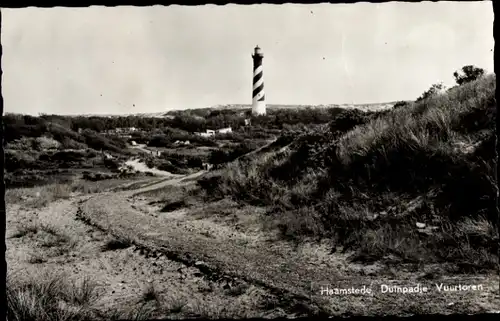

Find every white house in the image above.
[217,127,232,134]
[196,130,215,137]
[196,128,225,137]
[130,141,137,146]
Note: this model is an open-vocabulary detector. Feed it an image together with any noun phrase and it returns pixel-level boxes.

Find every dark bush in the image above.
[103,158,120,171]
[209,150,230,165]
[148,135,171,148]
[208,141,259,165]
[393,101,409,109]
[51,150,86,162]
[81,130,124,153]
[453,65,486,86]
[4,124,46,143]
[328,109,372,136]
[5,151,38,172]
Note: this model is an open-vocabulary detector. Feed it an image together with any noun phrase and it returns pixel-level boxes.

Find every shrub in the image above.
[208,141,260,165]
[5,150,38,172]
[101,237,133,251]
[416,83,446,102]
[48,123,86,144]
[6,137,36,150]
[328,108,372,137]
[103,158,121,171]
[453,65,486,86]
[59,137,88,150]
[51,150,86,162]
[81,129,124,153]
[393,101,409,109]
[148,135,171,147]
[7,273,100,321]
[4,124,47,143]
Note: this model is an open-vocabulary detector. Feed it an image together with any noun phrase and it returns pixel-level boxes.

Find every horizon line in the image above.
[6,101,403,117]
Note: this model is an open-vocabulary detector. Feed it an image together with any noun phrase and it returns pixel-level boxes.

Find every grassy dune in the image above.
[197,74,498,270]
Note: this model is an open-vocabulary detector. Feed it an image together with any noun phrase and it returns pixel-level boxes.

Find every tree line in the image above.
[4,105,350,140]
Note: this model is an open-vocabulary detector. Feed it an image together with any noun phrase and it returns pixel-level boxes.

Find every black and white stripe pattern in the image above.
[252,46,266,115]
[252,60,264,102]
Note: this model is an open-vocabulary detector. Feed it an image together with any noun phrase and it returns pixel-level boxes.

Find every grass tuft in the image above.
[101,237,133,252]
[142,283,160,304]
[6,272,100,321]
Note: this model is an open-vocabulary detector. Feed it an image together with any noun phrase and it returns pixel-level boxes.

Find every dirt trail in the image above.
[124,158,180,177]
[129,170,207,195]
[7,181,294,318]
[78,173,500,316]
[232,136,278,162]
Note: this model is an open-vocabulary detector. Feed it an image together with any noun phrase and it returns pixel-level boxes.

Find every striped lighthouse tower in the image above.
[252,45,266,116]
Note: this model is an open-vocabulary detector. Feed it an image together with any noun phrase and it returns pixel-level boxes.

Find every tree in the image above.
[416,83,446,102]
[453,65,485,85]
[393,101,409,109]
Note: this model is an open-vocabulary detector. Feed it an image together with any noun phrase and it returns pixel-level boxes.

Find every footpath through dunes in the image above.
[78,174,500,316]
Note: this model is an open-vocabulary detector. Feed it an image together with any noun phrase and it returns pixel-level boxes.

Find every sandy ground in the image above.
[6,178,295,319]
[7,174,500,318]
[124,158,181,177]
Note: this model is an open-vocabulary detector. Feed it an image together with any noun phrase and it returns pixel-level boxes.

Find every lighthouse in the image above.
[252,45,266,116]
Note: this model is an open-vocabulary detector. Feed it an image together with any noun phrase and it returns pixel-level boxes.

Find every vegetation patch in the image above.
[142,283,160,304]
[6,273,100,321]
[196,72,498,269]
[101,237,133,251]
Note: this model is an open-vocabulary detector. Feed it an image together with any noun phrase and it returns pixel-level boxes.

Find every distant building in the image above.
[174,140,191,146]
[196,130,215,137]
[217,127,232,134]
[194,127,235,137]
[195,128,232,137]
[131,141,137,146]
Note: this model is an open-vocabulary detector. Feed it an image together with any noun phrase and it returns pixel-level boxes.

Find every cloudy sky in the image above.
[1,2,494,115]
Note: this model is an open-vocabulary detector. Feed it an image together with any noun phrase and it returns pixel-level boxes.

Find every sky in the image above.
[1,2,494,116]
